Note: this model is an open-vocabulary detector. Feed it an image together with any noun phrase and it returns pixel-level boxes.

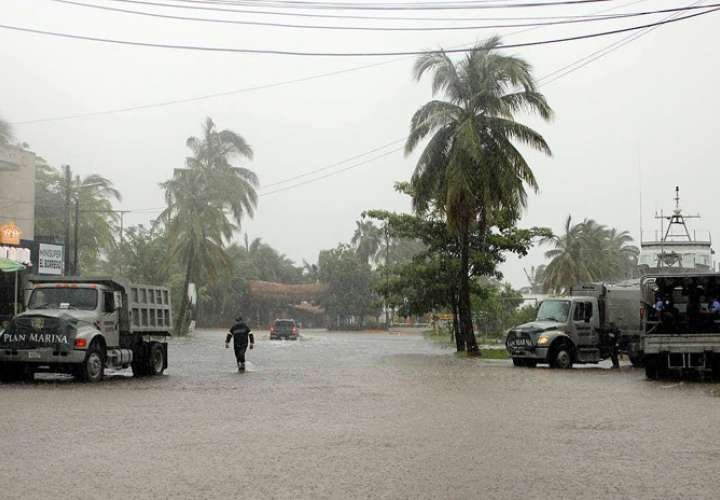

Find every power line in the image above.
[107,0,618,12]
[10,0,650,125]
[8,2,709,205]
[11,58,403,125]
[1,7,718,56]
[539,0,704,85]
[49,0,704,31]
[93,0,642,21]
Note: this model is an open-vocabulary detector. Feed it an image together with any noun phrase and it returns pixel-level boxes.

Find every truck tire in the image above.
[78,340,105,383]
[549,341,573,369]
[147,342,166,376]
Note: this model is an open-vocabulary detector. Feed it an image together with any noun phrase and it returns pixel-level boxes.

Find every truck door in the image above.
[572,302,595,347]
[101,290,120,347]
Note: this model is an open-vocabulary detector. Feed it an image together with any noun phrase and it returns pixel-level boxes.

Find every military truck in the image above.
[505,282,641,368]
[641,273,720,380]
[0,276,172,383]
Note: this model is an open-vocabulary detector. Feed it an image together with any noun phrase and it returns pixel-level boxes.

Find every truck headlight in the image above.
[537,335,550,346]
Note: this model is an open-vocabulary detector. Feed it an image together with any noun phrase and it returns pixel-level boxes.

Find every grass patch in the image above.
[424,330,509,358]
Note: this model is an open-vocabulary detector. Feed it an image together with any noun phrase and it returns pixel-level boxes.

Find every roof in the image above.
[247,280,326,302]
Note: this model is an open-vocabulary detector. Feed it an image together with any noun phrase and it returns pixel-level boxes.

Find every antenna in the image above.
[638,160,643,243]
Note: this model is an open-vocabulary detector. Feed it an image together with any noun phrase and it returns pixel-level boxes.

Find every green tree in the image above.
[351,219,385,265]
[405,37,553,351]
[160,117,257,334]
[318,244,376,329]
[104,225,171,284]
[542,216,639,293]
[35,164,121,273]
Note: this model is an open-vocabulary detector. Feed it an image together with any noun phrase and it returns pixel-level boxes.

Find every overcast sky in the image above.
[2,0,719,288]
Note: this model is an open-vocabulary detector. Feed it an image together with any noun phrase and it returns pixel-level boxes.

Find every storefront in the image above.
[0,222,65,326]
[0,223,30,326]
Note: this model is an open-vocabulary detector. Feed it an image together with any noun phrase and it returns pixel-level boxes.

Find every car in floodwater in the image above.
[270,319,299,340]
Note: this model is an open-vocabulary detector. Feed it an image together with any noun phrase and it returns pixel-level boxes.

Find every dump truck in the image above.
[0,276,172,383]
[505,282,641,368]
[642,273,720,380]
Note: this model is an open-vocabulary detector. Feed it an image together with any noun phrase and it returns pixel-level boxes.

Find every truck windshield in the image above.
[536,300,571,323]
[28,288,98,311]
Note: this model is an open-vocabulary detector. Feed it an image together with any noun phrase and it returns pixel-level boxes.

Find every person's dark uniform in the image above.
[225,316,254,371]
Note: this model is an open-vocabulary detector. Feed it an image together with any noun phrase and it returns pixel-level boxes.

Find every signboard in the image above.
[0,245,31,265]
[0,223,22,245]
[38,243,64,275]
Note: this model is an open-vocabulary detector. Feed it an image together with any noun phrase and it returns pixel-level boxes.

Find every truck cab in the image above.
[505,296,604,368]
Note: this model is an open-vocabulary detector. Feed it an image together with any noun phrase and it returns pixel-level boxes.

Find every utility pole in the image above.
[63,165,71,276]
[384,220,390,331]
[73,197,80,275]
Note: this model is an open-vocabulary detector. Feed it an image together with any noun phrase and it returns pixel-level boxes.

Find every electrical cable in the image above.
[10,0,651,125]
[47,0,717,32]
[107,0,618,12]
[94,0,643,21]
[1,7,717,56]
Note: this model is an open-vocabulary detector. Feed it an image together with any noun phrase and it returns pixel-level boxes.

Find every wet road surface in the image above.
[2,328,720,499]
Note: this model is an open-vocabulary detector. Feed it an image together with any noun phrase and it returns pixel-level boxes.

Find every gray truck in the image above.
[505,282,641,368]
[642,273,720,380]
[0,276,172,383]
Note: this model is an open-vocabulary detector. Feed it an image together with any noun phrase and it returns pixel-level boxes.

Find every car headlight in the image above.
[537,335,550,346]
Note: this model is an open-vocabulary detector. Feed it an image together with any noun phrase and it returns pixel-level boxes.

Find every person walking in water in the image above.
[225,316,254,371]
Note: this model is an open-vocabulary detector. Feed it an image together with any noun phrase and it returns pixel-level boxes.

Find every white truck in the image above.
[0,276,172,383]
[505,282,641,368]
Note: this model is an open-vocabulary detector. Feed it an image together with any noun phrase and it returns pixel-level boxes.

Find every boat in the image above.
[638,187,715,274]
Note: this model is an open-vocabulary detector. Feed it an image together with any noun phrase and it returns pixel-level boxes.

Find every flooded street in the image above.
[2,328,720,499]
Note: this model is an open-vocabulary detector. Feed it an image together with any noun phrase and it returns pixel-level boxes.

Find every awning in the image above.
[0,258,25,273]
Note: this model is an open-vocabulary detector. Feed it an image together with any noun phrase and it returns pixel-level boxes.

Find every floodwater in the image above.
[2,328,720,499]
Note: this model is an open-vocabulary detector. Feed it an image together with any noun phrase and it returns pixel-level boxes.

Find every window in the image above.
[103,291,114,313]
[573,303,585,321]
[29,288,98,311]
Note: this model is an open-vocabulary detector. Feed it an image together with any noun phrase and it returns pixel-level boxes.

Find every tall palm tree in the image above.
[542,216,593,294]
[543,216,639,292]
[0,113,12,145]
[406,36,553,351]
[34,164,121,273]
[160,117,257,334]
[351,220,384,264]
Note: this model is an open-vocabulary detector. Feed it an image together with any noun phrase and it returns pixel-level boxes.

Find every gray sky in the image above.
[2,0,719,288]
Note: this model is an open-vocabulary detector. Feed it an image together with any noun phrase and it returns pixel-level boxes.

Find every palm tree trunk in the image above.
[458,226,479,353]
[175,250,194,336]
[451,292,463,351]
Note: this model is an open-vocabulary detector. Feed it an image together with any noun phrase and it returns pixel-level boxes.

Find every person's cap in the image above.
[235,315,243,321]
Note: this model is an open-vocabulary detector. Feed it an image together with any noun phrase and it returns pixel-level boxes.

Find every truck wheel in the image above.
[79,341,105,383]
[645,355,658,380]
[512,358,527,367]
[550,342,573,369]
[147,343,166,376]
